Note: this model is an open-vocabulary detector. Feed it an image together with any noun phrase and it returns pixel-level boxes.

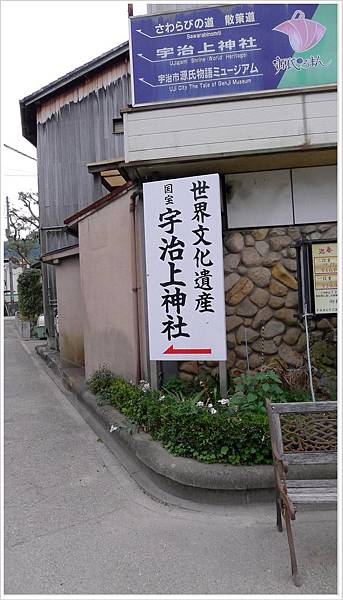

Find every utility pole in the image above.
[6,196,15,316]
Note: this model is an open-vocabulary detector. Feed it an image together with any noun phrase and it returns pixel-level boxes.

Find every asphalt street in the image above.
[4,318,338,595]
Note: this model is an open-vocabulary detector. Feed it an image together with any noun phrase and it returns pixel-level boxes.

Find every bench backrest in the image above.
[266,401,337,465]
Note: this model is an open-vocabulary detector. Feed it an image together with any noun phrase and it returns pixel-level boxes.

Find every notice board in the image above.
[129,3,337,106]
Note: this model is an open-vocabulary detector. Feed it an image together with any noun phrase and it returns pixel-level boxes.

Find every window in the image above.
[112,118,124,134]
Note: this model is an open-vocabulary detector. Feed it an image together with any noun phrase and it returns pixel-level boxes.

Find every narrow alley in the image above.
[3,319,337,595]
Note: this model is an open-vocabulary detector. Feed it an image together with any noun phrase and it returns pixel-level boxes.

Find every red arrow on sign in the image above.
[163,345,212,355]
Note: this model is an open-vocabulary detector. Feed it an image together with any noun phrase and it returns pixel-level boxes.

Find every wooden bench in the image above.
[265,400,337,586]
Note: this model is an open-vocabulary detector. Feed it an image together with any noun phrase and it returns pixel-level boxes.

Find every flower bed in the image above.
[87,368,311,466]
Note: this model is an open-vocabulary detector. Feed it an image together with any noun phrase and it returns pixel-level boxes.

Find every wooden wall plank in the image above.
[37,76,130,255]
[125,91,337,163]
[128,93,305,122]
[127,134,308,162]
[128,119,305,152]
[129,104,304,136]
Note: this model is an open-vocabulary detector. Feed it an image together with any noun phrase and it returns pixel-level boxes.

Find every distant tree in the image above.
[8,192,39,265]
[17,268,43,323]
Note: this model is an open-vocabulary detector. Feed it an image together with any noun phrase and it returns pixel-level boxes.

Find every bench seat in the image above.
[287,479,337,504]
[265,400,337,586]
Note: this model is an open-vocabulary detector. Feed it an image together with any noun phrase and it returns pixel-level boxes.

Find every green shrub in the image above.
[162,375,199,395]
[162,371,222,399]
[228,370,310,415]
[281,388,310,402]
[17,268,43,323]
[87,370,273,465]
[158,405,271,464]
[88,366,114,403]
[87,365,314,465]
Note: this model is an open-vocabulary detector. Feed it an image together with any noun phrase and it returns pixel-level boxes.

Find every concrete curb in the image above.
[35,345,336,504]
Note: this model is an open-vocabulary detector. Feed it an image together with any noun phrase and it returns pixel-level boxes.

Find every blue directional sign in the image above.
[129,4,336,106]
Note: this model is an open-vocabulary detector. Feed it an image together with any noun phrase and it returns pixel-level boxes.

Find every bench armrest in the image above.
[270,436,288,475]
[270,438,296,519]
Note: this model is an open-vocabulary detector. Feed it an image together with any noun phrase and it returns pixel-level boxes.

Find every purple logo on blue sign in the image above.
[273,10,326,52]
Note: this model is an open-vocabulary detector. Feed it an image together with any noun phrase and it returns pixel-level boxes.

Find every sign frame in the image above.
[296,238,337,317]
[142,173,227,363]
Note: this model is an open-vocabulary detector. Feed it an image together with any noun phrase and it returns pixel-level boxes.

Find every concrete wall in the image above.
[55,255,85,366]
[226,165,337,228]
[124,91,337,163]
[79,190,140,381]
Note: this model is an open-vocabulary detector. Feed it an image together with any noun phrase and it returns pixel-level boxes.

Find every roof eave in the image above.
[20,40,129,147]
[65,181,135,227]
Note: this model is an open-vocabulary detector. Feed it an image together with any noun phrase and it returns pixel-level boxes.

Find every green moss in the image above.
[312,340,336,376]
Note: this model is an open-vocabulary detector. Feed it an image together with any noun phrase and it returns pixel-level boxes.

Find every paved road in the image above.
[4,319,337,595]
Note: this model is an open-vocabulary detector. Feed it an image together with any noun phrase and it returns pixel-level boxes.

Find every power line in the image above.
[5,167,36,173]
[3,144,37,162]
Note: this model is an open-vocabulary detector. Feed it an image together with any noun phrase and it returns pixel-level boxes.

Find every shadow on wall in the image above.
[60,332,84,366]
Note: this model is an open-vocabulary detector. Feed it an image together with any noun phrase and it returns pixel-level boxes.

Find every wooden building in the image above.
[20,41,130,341]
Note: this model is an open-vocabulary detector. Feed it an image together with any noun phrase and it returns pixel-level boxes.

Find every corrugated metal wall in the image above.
[36,66,131,337]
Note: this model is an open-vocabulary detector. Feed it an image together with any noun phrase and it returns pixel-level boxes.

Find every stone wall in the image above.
[179,222,337,386]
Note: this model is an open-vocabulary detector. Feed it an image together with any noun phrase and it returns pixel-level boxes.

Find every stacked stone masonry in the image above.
[179,223,337,381]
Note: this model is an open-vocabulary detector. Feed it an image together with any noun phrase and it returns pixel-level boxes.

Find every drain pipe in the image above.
[130,189,142,384]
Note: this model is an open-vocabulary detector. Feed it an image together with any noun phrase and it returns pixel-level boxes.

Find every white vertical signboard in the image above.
[143,174,227,361]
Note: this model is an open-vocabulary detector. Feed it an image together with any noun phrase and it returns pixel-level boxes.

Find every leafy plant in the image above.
[88,365,114,403]
[162,375,198,396]
[228,370,310,415]
[228,371,284,415]
[87,369,273,465]
[17,268,43,323]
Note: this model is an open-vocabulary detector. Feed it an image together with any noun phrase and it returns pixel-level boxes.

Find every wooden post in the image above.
[150,360,159,390]
[219,360,228,399]
[93,173,103,201]
[138,193,151,383]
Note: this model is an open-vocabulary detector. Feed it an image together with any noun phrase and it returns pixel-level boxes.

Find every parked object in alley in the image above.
[37,314,45,326]
[265,400,337,586]
[33,314,46,340]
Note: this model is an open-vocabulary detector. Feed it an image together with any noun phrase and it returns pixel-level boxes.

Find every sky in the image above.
[1,0,147,237]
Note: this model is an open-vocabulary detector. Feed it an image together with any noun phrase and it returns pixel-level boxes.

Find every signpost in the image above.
[143,174,227,389]
[129,3,337,106]
[296,239,337,317]
[296,238,337,402]
[311,242,337,314]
